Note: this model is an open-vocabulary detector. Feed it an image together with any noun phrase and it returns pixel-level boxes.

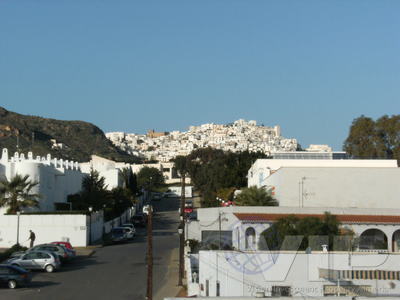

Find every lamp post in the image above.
[88,206,93,245]
[16,211,21,245]
[178,220,184,286]
[146,205,153,300]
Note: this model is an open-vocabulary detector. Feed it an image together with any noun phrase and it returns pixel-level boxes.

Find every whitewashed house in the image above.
[0,148,83,213]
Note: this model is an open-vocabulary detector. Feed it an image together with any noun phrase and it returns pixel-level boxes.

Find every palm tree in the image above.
[0,174,40,214]
[235,186,278,206]
[173,156,189,217]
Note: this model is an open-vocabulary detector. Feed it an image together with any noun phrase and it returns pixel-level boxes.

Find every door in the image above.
[33,252,52,269]
[20,253,36,269]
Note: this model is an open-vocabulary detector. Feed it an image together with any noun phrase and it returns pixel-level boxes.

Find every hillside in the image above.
[0,107,141,163]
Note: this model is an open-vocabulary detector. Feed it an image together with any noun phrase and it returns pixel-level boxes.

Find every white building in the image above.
[187,206,400,253]
[196,250,400,297]
[0,148,83,213]
[186,206,400,297]
[247,159,400,209]
[80,155,128,190]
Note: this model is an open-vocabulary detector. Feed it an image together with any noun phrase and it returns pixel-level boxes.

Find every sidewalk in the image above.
[154,247,183,300]
[75,244,102,257]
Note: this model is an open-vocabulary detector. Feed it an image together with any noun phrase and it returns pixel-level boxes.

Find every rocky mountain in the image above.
[0,106,140,163]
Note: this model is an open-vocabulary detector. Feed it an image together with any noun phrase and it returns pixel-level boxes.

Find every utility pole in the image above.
[219,212,222,250]
[178,171,186,286]
[146,206,153,300]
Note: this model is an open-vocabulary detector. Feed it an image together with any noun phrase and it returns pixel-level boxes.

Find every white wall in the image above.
[199,251,400,297]
[0,214,85,247]
[248,159,398,187]
[264,167,400,209]
[0,149,83,213]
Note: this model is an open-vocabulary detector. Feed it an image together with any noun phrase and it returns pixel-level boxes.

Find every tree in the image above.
[120,167,138,195]
[173,155,189,217]
[259,213,342,251]
[186,148,268,207]
[235,186,278,206]
[69,169,110,211]
[0,174,40,214]
[344,114,400,162]
[137,166,165,191]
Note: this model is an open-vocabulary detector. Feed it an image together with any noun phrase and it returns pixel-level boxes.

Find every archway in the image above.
[359,228,388,250]
[392,230,400,252]
[245,227,256,250]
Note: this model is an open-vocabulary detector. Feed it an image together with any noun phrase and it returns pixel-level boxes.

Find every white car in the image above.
[122,223,136,235]
[121,227,135,239]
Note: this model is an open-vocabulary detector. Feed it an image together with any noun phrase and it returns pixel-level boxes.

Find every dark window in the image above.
[201,231,232,249]
[216,281,220,296]
[206,280,209,297]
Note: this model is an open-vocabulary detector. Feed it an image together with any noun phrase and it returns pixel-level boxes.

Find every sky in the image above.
[0,1,399,150]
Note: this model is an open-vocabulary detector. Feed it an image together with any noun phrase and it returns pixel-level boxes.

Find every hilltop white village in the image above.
[106,119,302,162]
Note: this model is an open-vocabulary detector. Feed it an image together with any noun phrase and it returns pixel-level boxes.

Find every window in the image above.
[205,280,209,297]
[201,231,232,249]
[37,252,51,259]
[24,253,39,260]
[245,227,256,250]
[216,281,220,296]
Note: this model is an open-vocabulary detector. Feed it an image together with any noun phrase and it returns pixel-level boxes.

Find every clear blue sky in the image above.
[1,1,399,150]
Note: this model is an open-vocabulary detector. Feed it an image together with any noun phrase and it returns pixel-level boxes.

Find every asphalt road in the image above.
[1,197,180,300]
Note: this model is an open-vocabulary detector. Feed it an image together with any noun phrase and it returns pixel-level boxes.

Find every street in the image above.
[0,197,180,300]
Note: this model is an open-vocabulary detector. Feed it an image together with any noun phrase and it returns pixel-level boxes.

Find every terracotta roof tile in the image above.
[233,213,400,224]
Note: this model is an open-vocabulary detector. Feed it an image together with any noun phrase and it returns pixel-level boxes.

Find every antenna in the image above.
[31,132,35,149]
[16,135,20,153]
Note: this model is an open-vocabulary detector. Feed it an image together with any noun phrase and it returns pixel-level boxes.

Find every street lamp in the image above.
[178,224,184,286]
[88,206,93,245]
[16,211,21,245]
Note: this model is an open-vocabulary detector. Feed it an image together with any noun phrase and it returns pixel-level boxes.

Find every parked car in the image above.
[121,227,135,239]
[52,241,76,258]
[187,210,198,221]
[131,214,147,227]
[111,227,128,243]
[185,199,193,207]
[121,223,136,234]
[0,264,32,289]
[163,191,176,198]
[152,193,162,201]
[29,244,71,263]
[184,207,193,214]
[7,250,61,273]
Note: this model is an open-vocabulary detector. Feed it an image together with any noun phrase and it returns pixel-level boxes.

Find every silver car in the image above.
[7,250,61,273]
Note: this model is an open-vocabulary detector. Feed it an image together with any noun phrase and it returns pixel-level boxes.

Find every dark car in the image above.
[131,214,147,227]
[0,264,32,289]
[152,193,162,201]
[187,210,198,221]
[111,227,128,243]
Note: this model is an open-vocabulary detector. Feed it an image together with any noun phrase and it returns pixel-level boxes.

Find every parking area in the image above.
[0,196,180,300]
